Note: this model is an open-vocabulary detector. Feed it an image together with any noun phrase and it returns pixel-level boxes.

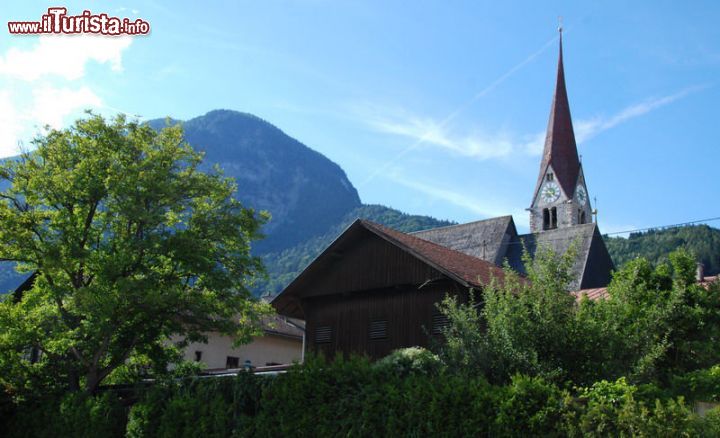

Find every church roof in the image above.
[411,215,517,265]
[533,31,581,201]
[510,222,614,290]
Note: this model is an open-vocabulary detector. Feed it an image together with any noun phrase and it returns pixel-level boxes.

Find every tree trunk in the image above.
[84,369,101,395]
[68,369,80,392]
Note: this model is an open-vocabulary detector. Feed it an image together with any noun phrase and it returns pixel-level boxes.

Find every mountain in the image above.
[149,110,362,254]
[1,110,717,297]
[605,225,720,276]
[0,110,451,295]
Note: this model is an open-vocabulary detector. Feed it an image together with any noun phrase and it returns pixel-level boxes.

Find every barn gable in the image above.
[272,219,509,320]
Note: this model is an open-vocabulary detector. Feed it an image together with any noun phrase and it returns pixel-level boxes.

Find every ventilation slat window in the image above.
[369,320,388,340]
[432,313,450,335]
[315,326,332,344]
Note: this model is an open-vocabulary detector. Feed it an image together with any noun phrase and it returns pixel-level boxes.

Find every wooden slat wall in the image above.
[301,229,446,298]
[305,282,467,359]
[296,227,474,359]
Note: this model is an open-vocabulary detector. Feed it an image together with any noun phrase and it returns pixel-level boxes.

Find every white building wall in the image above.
[175,332,303,370]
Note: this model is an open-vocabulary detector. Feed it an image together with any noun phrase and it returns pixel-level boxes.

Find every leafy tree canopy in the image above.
[437,245,720,387]
[0,113,271,396]
[605,224,720,276]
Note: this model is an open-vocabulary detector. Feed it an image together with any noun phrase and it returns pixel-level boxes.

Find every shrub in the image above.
[572,377,699,437]
[494,374,569,437]
[6,392,126,438]
[373,347,442,377]
[670,364,720,402]
[127,372,266,437]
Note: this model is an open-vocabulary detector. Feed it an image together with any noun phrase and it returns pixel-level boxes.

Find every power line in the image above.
[493,215,720,247]
[604,216,720,236]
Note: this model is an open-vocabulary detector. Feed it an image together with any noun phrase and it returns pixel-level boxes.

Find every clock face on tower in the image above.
[540,181,560,203]
[576,185,587,205]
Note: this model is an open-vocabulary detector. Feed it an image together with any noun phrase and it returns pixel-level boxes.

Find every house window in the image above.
[226,356,240,369]
[432,313,450,335]
[543,207,558,230]
[315,326,332,344]
[194,351,203,362]
[369,320,388,340]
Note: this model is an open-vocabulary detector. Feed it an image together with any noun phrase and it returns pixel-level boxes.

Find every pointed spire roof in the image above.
[534,29,581,200]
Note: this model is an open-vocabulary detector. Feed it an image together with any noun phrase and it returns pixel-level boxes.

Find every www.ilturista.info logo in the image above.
[8,7,150,35]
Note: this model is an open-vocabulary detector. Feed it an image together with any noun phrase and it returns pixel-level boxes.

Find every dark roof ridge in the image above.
[410,215,513,235]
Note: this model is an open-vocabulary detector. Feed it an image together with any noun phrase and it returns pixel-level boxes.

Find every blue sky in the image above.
[1,1,719,234]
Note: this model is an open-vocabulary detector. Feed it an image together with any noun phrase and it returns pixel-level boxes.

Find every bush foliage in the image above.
[4,248,720,435]
[6,356,720,437]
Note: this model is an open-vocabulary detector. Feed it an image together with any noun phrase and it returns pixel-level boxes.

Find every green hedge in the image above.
[5,356,720,437]
[6,392,127,438]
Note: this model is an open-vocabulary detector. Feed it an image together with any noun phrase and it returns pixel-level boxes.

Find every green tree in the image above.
[437,244,720,386]
[0,113,271,396]
[580,250,720,383]
[436,245,582,384]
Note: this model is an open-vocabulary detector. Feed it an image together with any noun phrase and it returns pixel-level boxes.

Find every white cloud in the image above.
[574,85,706,144]
[0,86,103,157]
[0,34,134,156]
[0,34,132,81]
[364,107,514,160]
[358,84,703,186]
[0,91,25,156]
[525,85,707,155]
[521,131,546,156]
[388,172,528,222]
[30,85,102,128]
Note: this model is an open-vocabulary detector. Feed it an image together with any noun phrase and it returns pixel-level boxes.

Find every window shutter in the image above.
[432,313,450,334]
[315,326,332,344]
[369,320,388,340]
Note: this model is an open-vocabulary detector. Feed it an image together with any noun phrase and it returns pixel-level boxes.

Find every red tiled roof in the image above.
[361,220,512,288]
[701,275,719,286]
[572,287,608,302]
[573,276,720,302]
[534,32,581,200]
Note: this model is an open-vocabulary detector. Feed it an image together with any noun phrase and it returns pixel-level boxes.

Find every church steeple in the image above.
[536,28,581,200]
[529,28,592,233]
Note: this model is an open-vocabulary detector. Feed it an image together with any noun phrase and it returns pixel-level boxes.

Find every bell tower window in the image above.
[579,209,586,225]
[546,173,554,181]
[543,207,558,230]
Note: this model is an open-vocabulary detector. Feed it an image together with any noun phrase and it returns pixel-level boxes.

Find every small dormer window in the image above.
[546,173,554,181]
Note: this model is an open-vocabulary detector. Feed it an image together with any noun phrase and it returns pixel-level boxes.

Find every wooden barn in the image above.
[271,219,508,359]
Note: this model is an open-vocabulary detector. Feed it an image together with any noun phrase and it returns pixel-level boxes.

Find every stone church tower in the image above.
[529,30,593,233]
